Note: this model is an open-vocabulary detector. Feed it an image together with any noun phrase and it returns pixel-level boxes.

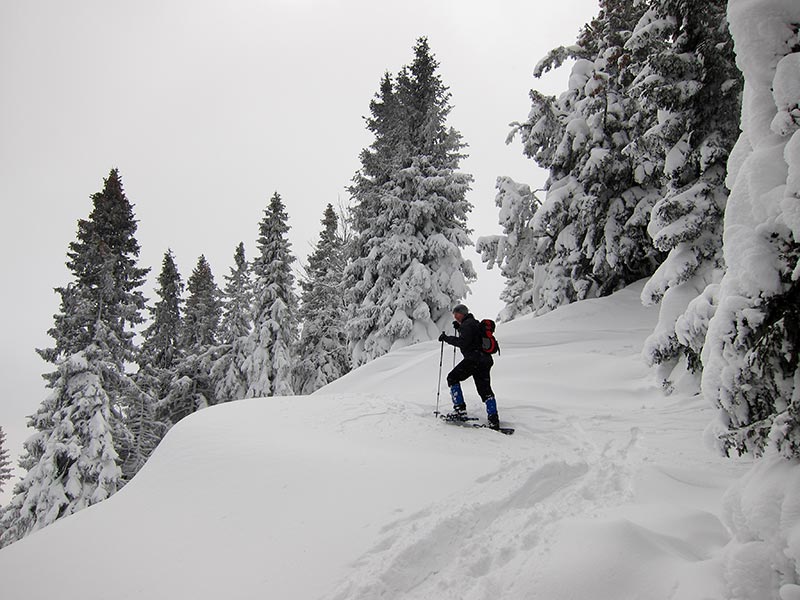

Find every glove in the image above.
[452,320,461,330]
[438,332,448,342]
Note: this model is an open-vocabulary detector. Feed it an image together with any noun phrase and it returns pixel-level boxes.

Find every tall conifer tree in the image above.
[162,256,221,425]
[0,169,148,546]
[138,249,184,402]
[212,242,253,402]
[702,1,800,458]
[130,249,184,476]
[296,204,351,394]
[219,243,253,345]
[345,38,475,366]
[626,0,742,388]
[182,256,222,352]
[506,0,664,315]
[243,193,299,397]
[476,177,541,321]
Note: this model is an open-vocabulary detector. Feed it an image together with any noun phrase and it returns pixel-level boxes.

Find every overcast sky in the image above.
[0,0,600,491]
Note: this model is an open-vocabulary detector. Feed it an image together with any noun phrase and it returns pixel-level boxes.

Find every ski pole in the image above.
[435,340,444,416]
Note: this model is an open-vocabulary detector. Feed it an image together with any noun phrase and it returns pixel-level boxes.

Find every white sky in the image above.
[0,0,599,488]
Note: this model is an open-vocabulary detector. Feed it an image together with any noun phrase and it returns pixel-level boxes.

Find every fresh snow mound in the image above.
[0,282,772,599]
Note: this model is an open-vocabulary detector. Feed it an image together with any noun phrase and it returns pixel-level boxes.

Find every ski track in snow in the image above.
[323,418,645,600]
[311,284,748,600]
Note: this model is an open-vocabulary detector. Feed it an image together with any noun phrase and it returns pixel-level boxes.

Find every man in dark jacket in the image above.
[438,304,500,429]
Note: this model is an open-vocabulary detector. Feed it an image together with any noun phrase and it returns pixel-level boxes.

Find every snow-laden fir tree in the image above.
[218,243,253,346]
[506,0,664,315]
[345,38,475,366]
[129,249,184,477]
[0,426,12,497]
[138,249,184,403]
[162,255,222,425]
[211,242,253,402]
[626,0,742,389]
[0,338,124,549]
[476,177,541,321]
[702,0,800,459]
[182,256,222,352]
[296,204,351,394]
[0,169,148,546]
[242,193,299,397]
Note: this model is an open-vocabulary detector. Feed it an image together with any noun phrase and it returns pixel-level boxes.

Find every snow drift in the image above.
[0,282,796,599]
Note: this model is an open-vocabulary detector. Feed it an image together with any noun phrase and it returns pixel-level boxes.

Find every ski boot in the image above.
[444,384,470,421]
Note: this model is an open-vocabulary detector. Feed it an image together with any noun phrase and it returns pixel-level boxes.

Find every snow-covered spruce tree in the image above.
[626,0,742,388]
[0,169,148,546]
[129,249,184,477]
[211,242,253,402]
[138,249,184,402]
[0,426,12,497]
[476,177,541,321]
[296,204,351,394]
[162,255,222,425]
[182,256,223,352]
[219,243,253,346]
[702,0,800,459]
[242,192,299,397]
[345,37,475,366]
[507,0,664,315]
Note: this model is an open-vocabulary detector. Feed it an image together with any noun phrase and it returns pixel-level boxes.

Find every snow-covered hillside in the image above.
[1,282,796,599]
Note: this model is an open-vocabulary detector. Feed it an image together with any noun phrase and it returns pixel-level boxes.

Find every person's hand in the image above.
[452,320,460,330]
[438,332,447,342]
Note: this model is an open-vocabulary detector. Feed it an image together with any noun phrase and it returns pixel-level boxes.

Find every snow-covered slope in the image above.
[0,282,760,599]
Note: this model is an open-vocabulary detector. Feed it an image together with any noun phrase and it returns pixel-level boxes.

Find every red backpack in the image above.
[480,319,500,355]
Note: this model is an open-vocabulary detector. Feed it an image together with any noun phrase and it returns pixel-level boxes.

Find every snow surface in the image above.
[1,281,792,600]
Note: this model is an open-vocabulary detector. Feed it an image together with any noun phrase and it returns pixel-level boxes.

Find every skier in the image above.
[438,304,500,429]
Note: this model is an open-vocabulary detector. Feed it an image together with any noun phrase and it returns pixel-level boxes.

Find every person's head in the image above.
[452,303,469,323]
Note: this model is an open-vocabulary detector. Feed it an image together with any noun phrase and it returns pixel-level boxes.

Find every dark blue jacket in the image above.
[442,313,491,363]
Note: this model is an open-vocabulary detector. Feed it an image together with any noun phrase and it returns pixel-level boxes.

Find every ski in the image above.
[472,423,515,435]
[435,411,479,423]
[436,413,515,435]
